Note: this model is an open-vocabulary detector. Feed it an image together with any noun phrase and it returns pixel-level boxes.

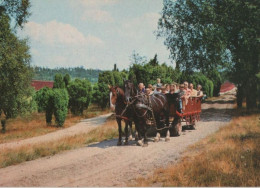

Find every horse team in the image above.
[109,79,200,147]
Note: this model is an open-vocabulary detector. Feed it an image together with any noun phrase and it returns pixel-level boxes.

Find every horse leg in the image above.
[124,121,129,145]
[165,111,170,142]
[135,120,144,146]
[154,117,161,142]
[143,126,148,147]
[128,121,133,141]
[117,118,122,146]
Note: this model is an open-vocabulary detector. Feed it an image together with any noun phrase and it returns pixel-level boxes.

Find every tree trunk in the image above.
[246,78,257,110]
[236,85,243,108]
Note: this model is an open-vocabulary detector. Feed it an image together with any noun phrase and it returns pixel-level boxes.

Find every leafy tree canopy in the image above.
[0,0,31,28]
[158,0,260,108]
[0,13,32,119]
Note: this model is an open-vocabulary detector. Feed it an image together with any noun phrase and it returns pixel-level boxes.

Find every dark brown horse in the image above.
[109,85,134,145]
[124,80,170,147]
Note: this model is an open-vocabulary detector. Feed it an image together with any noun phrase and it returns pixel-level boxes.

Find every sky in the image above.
[18,0,173,71]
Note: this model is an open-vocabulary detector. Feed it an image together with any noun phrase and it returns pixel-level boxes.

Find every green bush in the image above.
[43,88,69,126]
[63,73,71,88]
[53,74,65,89]
[52,89,69,127]
[67,79,92,115]
[128,58,179,86]
[45,89,54,125]
[92,82,110,109]
[92,71,118,109]
[206,69,222,96]
[34,87,52,112]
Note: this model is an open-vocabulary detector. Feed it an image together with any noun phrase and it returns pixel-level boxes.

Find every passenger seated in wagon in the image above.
[153,85,162,94]
[147,84,154,95]
[177,84,186,113]
[169,84,176,94]
[138,83,145,94]
[183,81,191,105]
[189,83,197,97]
[197,84,203,97]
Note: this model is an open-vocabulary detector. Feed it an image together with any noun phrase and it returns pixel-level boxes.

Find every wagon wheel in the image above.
[190,117,196,130]
[170,117,182,136]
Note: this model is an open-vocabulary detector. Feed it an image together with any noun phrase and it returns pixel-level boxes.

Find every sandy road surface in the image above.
[0,94,235,186]
[0,113,112,150]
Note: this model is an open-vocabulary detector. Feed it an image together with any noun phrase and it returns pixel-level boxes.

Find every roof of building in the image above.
[31,80,54,90]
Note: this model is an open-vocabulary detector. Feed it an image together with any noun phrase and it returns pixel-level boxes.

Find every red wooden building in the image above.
[219,81,236,93]
[31,80,54,91]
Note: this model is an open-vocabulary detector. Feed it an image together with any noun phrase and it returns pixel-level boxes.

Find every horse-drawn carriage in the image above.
[109,80,202,147]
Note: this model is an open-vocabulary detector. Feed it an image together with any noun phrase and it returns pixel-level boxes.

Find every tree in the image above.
[53,73,65,89]
[129,51,147,65]
[129,55,179,87]
[92,71,115,108]
[0,13,33,119]
[34,87,52,112]
[92,82,110,109]
[44,88,69,127]
[67,79,92,115]
[0,0,31,28]
[158,0,260,109]
[52,89,69,127]
[148,54,159,66]
[112,71,123,87]
[63,73,71,88]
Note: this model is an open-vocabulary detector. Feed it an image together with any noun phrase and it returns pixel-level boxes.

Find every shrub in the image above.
[34,87,53,112]
[63,73,71,88]
[52,89,69,127]
[67,79,92,115]
[92,82,110,109]
[53,74,65,89]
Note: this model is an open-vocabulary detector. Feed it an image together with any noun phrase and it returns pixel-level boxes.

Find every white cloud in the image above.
[70,0,116,23]
[120,12,160,38]
[23,20,103,46]
[77,0,118,8]
[82,9,114,23]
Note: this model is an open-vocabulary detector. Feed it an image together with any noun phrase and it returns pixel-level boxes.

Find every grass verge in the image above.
[133,113,260,187]
[0,105,110,144]
[0,120,119,168]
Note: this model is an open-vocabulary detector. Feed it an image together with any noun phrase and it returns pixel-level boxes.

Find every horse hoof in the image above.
[142,143,148,147]
[165,137,170,142]
[137,140,143,146]
[128,135,133,141]
[117,141,122,146]
[154,137,160,142]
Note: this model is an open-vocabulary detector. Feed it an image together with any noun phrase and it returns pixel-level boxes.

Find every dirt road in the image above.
[0,94,235,186]
[0,113,112,150]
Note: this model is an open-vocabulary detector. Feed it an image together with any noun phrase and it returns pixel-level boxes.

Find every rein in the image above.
[115,97,136,121]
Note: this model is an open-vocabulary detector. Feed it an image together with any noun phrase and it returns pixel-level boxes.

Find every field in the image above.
[0,104,110,144]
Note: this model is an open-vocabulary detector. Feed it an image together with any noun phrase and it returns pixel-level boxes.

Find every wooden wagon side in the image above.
[169,96,202,136]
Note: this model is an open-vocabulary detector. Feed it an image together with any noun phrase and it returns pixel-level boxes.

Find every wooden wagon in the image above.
[168,95,202,136]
